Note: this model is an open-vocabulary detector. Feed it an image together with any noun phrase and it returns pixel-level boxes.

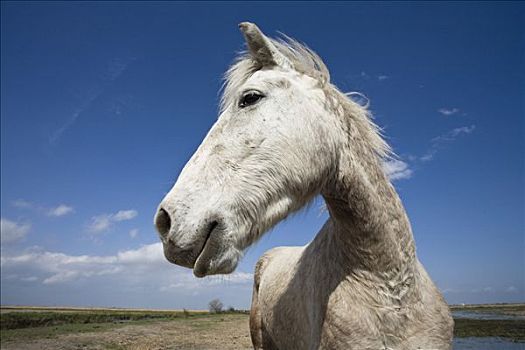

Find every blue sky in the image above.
[1,2,523,309]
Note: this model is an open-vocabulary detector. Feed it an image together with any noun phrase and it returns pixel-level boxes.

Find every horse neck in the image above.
[321,114,416,292]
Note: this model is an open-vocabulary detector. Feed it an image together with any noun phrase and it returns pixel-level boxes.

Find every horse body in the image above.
[251,237,453,349]
[155,22,453,349]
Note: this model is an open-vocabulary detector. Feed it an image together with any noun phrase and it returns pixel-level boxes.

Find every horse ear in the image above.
[239,22,292,69]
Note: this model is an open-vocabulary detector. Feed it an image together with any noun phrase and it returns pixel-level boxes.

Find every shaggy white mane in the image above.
[221,36,392,160]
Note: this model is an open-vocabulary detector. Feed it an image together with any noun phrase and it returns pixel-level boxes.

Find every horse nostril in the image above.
[155,208,172,238]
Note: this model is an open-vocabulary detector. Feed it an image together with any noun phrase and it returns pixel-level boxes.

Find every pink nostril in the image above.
[155,208,172,238]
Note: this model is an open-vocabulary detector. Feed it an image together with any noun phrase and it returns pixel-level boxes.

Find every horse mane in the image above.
[221,36,392,161]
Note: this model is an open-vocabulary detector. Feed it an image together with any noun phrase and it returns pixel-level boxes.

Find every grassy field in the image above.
[454,318,525,341]
[1,307,251,349]
[450,303,525,316]
[1,304,523,349]
[451,303,525,342]
[0,307,203,330]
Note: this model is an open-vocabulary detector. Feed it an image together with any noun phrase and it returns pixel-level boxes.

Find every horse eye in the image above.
[239,92,264,108]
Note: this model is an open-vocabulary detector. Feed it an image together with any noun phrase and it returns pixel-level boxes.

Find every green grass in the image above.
[103,343,128,350]
[0,310,185,330]
[454,318,525,342]
[450,303,525,315]
[1,308,187,342]
[0,308,246,342]
[2,305,524,344]
[1,322,125,342]
[450,303,525,342]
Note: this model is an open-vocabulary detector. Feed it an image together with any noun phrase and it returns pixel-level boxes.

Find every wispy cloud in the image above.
[441,288,456,294]
[49,57,134,145]
[470,286,495,293]
[129,229,139,239]
[358,71,390,82]
[421,125,476,162]
[438,107,460,116]
[384,125,476,179]
[88,209,138,233]
[431,125,476,143]
[20,276,39,282]
[49,90,101,144]
[47,204,75,217]
[12,200,75,218]
[106,58,132,81]
[506,286,518,293]
[383,159,413,181]
[89,215,113,233]
[419,153,434,162]
[113,210,138,222]
[0,218,31,244]
[12,199,34,209]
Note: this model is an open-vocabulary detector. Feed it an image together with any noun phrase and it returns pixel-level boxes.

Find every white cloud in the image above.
[420,125,476,162]
[383,159,413,181]
[88,214,113,233]
[11,200,75,218]
[506,286,518,293]
[1,246,145,285]
[129,229,139,238]
[47,204,74,217]
[117,243,164,264]
[1,243,254,306]
[438,107,460,116]
[420,152,435,162]
[377,75,389,81]
[12,199,33,209]
[113,210,138,222]
[431,125,476,143]
[0,218,31,244]
[88,209,138,233]
[159,271,254,292]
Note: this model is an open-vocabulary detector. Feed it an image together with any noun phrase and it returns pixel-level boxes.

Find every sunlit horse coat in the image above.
[155,22,454,350]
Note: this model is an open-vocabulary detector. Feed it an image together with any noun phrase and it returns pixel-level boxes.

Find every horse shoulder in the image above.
[250,246,304,349]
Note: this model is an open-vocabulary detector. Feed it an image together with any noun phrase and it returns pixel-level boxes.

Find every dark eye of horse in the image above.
[239,92,264,108]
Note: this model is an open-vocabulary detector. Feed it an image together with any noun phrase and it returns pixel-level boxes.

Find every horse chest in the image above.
[257,250,387,349]
[257,252,443,349]
[261,281,390,349]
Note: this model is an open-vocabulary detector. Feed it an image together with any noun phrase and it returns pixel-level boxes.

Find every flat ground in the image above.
[1,309,252,350]
[1,304,524,349]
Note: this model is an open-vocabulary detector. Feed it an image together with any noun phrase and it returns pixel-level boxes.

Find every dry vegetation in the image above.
[450,303,525,316]
[1,304,524,349]
[1,307,251,350]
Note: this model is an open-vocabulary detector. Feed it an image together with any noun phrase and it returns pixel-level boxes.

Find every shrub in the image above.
[208,299,223,313]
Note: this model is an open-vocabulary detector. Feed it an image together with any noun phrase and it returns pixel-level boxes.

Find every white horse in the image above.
[155,22,453,350]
